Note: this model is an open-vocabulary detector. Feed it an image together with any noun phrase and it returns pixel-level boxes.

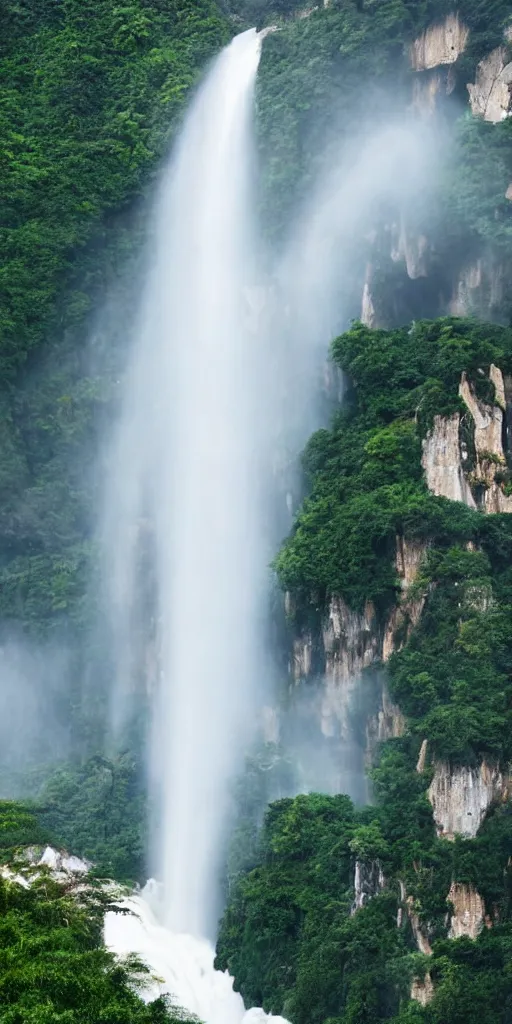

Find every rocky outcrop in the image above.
[366,682,406,749]
[458,368,512,513]
[422,413,477,507]
[351,859,385,913]
[416,739,429,774]
[449,261,483,316]
[2,845,91,890]
[383,535,428,661]
[292,633,313,681]
[321,597,380,738]
[289,534,426,740]
[447,882,486,939]
[410,15,469,71]
[411,974,434,1006]
[399,881,432,956]
[428,761,510,839]
[468,47,512,122]
[450,261,506,319]
[391,220,429,279]
[361,265,376,327]
[422,365,512,512]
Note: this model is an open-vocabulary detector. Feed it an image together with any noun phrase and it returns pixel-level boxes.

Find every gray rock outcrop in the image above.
[410,15,469,71]
[468,47,512,122]
[428,760,510,839]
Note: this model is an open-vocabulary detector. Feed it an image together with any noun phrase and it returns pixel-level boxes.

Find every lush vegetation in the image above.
[217,318,512,1021]
[255,0,512,241]
[0,801,197,1024]
[0,0,232,770]
[3,1,512,1020]
[276,317,512,763]
[217,782,512,1024]
[36,753,147,884]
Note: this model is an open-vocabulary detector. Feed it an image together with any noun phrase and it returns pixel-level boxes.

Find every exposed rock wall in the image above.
[411,68,455,115]
[382,536,428,661]
[468,47,512,122]
[352,859,385,913]
[422,413,476,507]
[361,265,377,327]
[366,682,405,750]
[288,530,427,748]
[410,15,469,71]
[449,261,483,316]
[391,220,429,279]
[447,882,485,939]
[399,881,433,956]
[292,633,313,681]
[458,368,512,513]
[321,597,379,738]
[422,365,512,512]
[428,760,510,839]
[411,974,434,1007]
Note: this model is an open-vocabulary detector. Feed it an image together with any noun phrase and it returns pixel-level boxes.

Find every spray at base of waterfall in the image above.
[104,882,290,1024]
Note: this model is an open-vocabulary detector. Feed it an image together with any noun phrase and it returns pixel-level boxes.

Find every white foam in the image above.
[104,891,290,1024]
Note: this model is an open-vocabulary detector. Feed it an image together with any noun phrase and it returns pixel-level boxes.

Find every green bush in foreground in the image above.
[0,801,196,1024]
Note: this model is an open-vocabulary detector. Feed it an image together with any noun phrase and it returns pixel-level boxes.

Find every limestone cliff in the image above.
[422,413,477,506]
[422,364,512,513]
[351,859,385,914]
[409,15,469,72]
[288,534,425,745]
[361,265,377,328]
[390,220,429,280]
[320,596,380,738]
[447,882,486,939]
[468,46,512,122]
[382,535,428,662]
[427,760,510,839]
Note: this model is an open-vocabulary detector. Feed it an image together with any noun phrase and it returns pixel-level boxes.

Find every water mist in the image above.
[101,23,441,1019]
[103,28,265,941]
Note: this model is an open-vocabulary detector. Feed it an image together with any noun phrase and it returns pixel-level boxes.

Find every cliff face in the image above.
[447,882,486,939]
[468,47,512,122]
[409,15,469,72]
[427,761,511,839]
[288,533,425,754]
[352,859,385,913]
[422,365,512,513]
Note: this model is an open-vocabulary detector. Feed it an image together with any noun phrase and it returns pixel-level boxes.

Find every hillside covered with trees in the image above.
[2,0,512,1021]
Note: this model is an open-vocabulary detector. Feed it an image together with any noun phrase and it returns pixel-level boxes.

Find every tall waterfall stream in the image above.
[103,27,290,1022]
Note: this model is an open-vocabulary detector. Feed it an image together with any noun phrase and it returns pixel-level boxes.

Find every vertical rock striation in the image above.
[351,860,385,914]
[428,761,510,839]
[422,365,512,512]
[468,47,512,122]
[447,882,486,939]
[409,15,469,71]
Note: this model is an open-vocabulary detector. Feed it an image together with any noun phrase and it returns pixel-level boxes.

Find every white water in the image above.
[105,889,289,1024]
[103,27,265,940]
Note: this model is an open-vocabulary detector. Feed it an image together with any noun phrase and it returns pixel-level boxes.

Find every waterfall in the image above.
[102,26,288,1023]
[105,887,289,1024]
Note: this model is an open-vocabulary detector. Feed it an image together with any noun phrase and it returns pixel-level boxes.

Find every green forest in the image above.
[217,317,512,1022]
[2,0,512,1021]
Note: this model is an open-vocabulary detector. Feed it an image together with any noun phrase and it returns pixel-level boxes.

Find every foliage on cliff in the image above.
[0,802,196,1024]
[218,318,512,1021]
[276,317,512,764]
[216,781,512,1023]
[256,0,512,243]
